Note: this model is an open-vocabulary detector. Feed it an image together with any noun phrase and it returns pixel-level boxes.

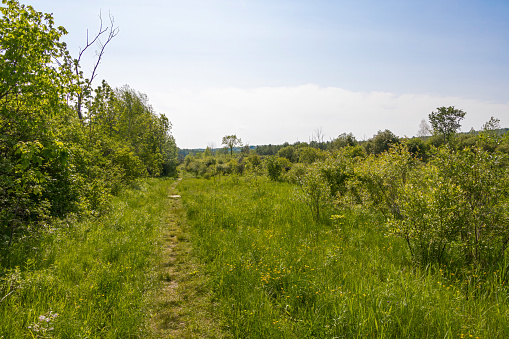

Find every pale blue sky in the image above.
[27,0,509,148]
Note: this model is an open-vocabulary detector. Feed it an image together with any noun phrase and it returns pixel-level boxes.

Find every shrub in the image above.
[389,146,509,267]
[283,163,307,184]
[265,156,290,181]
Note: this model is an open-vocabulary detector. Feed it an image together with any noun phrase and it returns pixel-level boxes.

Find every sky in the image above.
[26,0,509,148]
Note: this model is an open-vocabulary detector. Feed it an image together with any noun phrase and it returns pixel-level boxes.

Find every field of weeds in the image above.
[179,175,509,338]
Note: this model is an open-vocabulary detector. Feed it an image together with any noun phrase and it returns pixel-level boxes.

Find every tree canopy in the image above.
[429,106,466,143]
[222,135,242,156]
[0,0,178,245]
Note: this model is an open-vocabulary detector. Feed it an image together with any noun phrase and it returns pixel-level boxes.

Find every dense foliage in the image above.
[179,114,509,337]
[183,118,509,272]
[0,0,178,245]
[0,1,178,335]
[180,174,509,337]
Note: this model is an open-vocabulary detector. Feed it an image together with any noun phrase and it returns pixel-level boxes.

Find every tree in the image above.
[405,138,428,159]
[0,0,178,246]
[1,0,76,244]
[73,11,119,120]
[277,145,298,162]
[331,133,357,149]
[428,106,466,144]
[482,116,500,133]
[417,119,432,138]
[222,135,242,156]
[298,146,325,164]
[477,116,502,153]
[266,156,289,181]
[364,130,399,155]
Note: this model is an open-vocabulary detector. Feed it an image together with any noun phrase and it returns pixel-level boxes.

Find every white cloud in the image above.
[150,85,509,149]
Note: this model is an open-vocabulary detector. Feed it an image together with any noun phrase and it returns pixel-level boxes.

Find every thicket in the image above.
[0,0,178,247]
[179,169,509,337]
[180,126,509,337]
[0,2,178,335]
[183,125,509,270]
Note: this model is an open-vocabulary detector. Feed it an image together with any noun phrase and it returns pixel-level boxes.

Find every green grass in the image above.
[149,179,226,338]
[179,175,509,338]
[0,178,175,338]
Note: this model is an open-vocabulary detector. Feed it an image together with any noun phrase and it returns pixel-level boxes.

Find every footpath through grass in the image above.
[179,175,509,338]
[0,178,223,338]
[149,179,227,338]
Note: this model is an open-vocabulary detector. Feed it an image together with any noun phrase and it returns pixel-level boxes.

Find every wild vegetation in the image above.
[1,1,179,336]
[0,0,178,242]
[3,0,509,337]
[180,114,509,337]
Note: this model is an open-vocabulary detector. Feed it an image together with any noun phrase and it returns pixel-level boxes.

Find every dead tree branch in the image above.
[74,11,119,120]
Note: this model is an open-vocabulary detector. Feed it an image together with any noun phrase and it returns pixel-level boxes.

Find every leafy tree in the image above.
[330,133,357,149]
[405,138,428,160]
[452,131,478,151]
[482,116,501,133]
[389,147,509,266]
[222,135,242,156]
[1,0,76,243]
[477,117,503,153]
[277,145,298,163]
[254,143,282,156]
[364,129,400,155]
[111,85,177,176]
[428,106,466,144]
[0,1,179,246]
[87,80,118,137]
[298,146,325,164]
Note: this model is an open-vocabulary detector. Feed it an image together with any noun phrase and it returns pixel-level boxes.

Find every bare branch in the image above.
[74,11,119,120]
[88,13,119,86]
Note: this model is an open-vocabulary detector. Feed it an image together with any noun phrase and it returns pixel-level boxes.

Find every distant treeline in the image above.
[180,127,509,159]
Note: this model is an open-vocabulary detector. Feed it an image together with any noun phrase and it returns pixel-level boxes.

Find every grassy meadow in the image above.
[0,179,176,338]
[179,174,509,338]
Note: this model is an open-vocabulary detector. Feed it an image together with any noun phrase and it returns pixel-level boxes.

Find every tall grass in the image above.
[0,178,174,338]
[179,175,509,338]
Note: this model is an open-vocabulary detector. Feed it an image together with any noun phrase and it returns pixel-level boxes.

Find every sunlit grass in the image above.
[179,175,509,338]
[0,178,175,337]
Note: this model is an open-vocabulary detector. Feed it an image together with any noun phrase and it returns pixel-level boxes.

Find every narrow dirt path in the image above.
[149,179,228,338]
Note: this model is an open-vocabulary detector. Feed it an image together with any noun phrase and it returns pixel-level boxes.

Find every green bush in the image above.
[266,156,290,181]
